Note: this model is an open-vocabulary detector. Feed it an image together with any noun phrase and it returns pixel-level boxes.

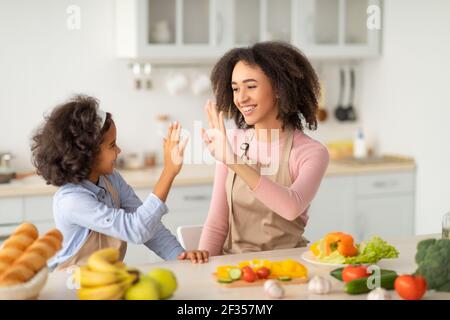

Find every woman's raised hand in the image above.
[163,121,188,177]
[201,100,236,165]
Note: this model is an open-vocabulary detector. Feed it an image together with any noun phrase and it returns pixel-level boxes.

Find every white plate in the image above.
[300,251,348,268]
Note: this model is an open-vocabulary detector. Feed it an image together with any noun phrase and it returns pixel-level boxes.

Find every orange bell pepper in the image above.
[324,232,358,257]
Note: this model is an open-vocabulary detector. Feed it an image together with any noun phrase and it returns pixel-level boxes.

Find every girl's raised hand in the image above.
[201,100,235,165]
[163,121,188,177]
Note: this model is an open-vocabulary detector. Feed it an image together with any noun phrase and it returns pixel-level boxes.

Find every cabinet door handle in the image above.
[373,181,398,188]
[183,195,209,201]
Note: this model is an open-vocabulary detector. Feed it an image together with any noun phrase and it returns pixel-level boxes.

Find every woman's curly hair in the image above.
[211,41,320,131]
[31,95,112,186]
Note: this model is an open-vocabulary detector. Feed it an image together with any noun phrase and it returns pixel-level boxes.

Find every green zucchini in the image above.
[344,272,398,295]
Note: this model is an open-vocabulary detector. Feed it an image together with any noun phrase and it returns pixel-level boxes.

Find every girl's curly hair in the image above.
[211,41,320,131]
[31,95,112,186]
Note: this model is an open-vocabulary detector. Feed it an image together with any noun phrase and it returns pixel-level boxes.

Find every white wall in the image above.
[359,0,450,234]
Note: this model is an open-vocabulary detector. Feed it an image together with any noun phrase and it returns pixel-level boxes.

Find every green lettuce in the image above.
[344,236,399,264]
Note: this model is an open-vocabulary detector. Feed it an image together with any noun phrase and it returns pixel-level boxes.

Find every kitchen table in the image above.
[39,234,449,300]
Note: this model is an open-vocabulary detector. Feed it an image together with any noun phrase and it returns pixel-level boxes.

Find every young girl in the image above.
[31,95,209,269]
[199,41,329,255]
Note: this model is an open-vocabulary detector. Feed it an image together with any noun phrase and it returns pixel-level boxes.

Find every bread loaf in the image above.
[0,228,63,286]
[0,223,38,275]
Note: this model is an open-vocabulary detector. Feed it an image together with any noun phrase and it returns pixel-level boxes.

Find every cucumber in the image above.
[228,268,242,281]
[344,272,398,295]
[217,277,233,284]
[278,276,292,281]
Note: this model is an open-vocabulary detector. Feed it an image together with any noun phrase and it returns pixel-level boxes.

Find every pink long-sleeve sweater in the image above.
[198,129,330,256]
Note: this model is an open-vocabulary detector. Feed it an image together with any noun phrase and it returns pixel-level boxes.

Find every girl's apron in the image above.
[56,176,127,270]
[223,130,308,254]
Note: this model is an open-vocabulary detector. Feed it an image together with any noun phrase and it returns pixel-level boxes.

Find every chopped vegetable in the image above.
[278,276,292,281]
[228,268,242,281]
[242,268,257,283]
[256,267,270,279]
[217,277,233,284]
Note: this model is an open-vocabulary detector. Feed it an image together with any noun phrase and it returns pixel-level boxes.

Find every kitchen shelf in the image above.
[115,0,382,62]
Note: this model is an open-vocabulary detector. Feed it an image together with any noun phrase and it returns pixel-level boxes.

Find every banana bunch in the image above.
[74,248,139,300]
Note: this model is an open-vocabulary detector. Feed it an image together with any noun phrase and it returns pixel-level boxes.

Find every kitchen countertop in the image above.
[0,156,415,198]
[38,233,449,300]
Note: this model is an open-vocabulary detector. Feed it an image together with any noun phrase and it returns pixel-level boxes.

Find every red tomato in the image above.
[394,275,427,300]
[242,270,256,282]
[342,265,370,282]
[241,266,253,274]
[256,267,270,279]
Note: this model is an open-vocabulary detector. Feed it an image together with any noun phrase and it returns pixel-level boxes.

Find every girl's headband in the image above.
[97,109,107,128]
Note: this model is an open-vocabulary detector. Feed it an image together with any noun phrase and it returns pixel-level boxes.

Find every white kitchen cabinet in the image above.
[355,194,414,242]
[306,171,415,243]
[296,0,381,58]
[116,0,231,62]
[303,176,355,242]
[115,0,382,61]
[23,195,54,222]
[125,184,212,265]
[353,172,415,241]
[0,197,23,225]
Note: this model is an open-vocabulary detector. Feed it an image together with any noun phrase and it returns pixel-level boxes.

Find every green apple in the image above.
[124,276,160,300]
[147,268,177,299]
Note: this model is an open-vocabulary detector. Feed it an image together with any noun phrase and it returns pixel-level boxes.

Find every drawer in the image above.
[167,185,212,211]
[23,196,54,222]
[0,197,24,225]
[356,172,414,196]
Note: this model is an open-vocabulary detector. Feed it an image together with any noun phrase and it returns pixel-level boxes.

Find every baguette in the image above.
[0,228,63,286]
[0,223,38,275]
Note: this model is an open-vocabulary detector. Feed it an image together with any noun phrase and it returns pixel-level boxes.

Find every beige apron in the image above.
[56,176,127,270]
[223,130,308,254]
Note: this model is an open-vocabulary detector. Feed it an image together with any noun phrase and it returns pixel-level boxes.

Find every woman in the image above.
[199,41,329,256]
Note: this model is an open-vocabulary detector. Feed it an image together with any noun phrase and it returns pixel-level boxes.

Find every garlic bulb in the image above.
[264,280,285,299]
[308,276,332,295]
[367,288,391,300]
